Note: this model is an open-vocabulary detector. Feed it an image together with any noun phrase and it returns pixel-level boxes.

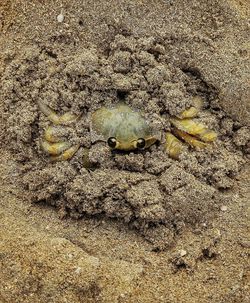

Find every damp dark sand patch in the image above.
[1,35,248,249]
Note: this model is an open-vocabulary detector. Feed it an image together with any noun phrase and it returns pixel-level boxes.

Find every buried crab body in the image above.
[38,98,217,162]
[91,103,158,151]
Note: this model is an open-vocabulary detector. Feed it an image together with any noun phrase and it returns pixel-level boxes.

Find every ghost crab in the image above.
[38,96,217,162]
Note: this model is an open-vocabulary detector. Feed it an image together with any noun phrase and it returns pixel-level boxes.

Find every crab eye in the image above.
[107,137,117,148]
[136,138,146,149]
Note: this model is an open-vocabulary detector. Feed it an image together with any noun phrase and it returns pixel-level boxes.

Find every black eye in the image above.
[136,138,146,149]
[107,137,117,148]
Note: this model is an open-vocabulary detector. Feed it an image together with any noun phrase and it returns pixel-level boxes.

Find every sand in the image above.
[0,1,249,302]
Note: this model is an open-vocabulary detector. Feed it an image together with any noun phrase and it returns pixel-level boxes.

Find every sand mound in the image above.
[1,35,248,248]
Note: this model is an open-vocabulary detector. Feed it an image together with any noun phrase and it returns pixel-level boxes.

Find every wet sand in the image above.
[0,1,249,302]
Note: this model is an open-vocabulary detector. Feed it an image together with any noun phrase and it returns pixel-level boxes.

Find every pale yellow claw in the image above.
[172,129,207,149]
[51,145,80,161]
[44,126,63,143]
[41,141,72,156]
[39,101,81,162]
[177,96,203,119]
[165,132,185,159]
[57,112,79,124]
[164,96,217,159]
[177,107,199,119]
[198,130,217,142]
[170,118,217,142]
[41,140,80,161]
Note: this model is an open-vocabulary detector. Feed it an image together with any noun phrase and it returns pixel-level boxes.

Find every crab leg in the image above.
[177,96,204,119]
[170,118,217,142]
[44,125,67,143]
[177,107,199,119]
[38,101,78,124]
[41,140,72,156]
[172,129,207,149]
[165,132,186,159]
[51,145,80,161]
[41,139,80,161]
[38,101,81,161]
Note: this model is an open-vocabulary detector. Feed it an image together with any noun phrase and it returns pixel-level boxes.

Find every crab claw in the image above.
[165,132,185,159]
[170,118,217,142]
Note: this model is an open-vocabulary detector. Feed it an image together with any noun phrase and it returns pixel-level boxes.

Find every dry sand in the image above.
[0,1,249,302]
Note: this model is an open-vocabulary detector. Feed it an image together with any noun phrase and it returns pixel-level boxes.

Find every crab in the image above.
[38,96,217,163]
